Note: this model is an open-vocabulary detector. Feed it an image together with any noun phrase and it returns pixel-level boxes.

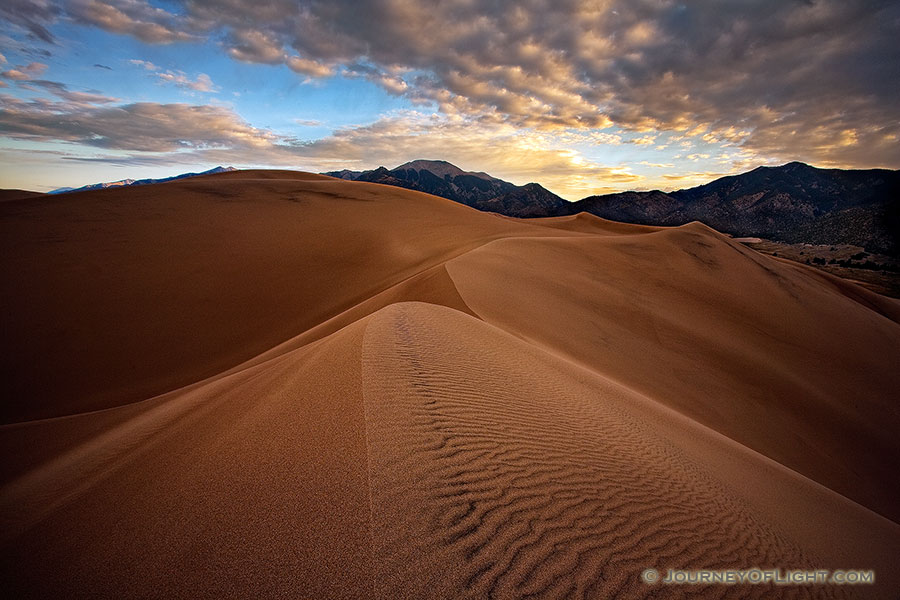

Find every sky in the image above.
[0,1,898,198]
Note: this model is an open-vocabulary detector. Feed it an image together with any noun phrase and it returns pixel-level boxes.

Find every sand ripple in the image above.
[362,302,846,599]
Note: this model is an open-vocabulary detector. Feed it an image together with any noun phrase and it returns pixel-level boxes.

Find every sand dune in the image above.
[0,172,556,423]
[1,171,898,598]
[363,302,898,599]
[0,189,44,203]
[446,222,900,523]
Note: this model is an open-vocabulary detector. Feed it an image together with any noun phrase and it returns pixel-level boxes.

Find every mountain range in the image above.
[40,160,899,256]
[324,160,568,217]
[327,160,900,256]
[48,166,237,194]
[562,162,900,256]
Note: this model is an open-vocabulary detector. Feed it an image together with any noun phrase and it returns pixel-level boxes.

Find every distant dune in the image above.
[1,171,898,598]
[0,189,44,203]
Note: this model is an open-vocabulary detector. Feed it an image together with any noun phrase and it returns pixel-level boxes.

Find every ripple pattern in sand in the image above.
[361,302,843,600]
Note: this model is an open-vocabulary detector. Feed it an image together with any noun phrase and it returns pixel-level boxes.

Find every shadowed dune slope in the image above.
[1,316,376,599]
[0,189,44,203]
[2,171,899,598]
[0,171,556,423]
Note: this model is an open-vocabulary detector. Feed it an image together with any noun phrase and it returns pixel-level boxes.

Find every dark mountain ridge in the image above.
[563,162,900,255]
[325,159,898,254]
[324,160,568,217]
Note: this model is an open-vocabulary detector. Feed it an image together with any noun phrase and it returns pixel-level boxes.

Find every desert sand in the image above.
[1,171,898,598]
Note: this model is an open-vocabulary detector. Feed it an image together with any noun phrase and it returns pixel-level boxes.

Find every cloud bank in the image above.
[1,0,898,193]
[23,0,893,168]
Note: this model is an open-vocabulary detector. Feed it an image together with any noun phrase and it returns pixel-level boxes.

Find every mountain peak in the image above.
[394,159,461,175]
[393,159,497,181]
[752,161,813,173]
[775,161,816,172]
[323,160,563,216]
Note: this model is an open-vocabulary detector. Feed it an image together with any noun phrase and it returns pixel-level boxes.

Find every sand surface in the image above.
[2,172,898,598]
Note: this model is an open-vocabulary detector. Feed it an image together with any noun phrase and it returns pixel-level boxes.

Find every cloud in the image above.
[66,0,197,44]
[9,2,899,168]
[28,79,119,104]
[128,58,159,71]
[286,55,332,78]
[226,28,284,64]
[663,172,727,182]
[93,63,112,70]
[1,69,31,81]
[1,61,48,80]
[344,63,409,95]
[128,59,217,92]
[0,97,276,151]
[657,171,732,189]
[0,0,60,43]
[629,135,657,146]
[25,62,48,74]
[224,29,332,77]
[54,0,898,169]
[155,71,218,92]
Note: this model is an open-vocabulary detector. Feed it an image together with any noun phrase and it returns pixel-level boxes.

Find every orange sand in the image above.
[1,171,898,598]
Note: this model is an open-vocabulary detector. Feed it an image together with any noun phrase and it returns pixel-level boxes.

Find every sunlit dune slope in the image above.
[1,171,899,598]
[447,218,900,523]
